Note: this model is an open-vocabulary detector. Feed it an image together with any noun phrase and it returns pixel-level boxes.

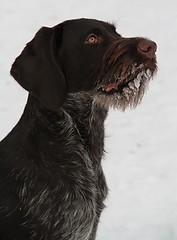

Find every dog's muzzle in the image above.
[94,37,157,110]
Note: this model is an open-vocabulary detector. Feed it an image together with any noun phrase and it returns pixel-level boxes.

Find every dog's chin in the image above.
[94,64,156,111]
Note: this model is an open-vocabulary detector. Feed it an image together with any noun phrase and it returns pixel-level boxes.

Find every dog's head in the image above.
[11,18,157,111]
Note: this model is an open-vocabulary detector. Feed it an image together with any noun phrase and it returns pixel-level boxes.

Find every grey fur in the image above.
[5,93,108,240]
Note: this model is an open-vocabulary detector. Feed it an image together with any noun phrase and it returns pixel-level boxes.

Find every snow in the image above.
[0,0,177,239]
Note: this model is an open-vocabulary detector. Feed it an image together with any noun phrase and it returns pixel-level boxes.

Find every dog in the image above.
[0,18,157,240]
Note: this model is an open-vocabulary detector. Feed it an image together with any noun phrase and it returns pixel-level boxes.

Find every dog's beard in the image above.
[94,63,155,111]
[93,38,157,111]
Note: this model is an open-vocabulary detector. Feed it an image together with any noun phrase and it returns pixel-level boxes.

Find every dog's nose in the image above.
[137,39,157,59]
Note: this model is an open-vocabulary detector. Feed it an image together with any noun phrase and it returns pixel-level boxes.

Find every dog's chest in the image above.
[0,95,109,239]
[17,100,108,239]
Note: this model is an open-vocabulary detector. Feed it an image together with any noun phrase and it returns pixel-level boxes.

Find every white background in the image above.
[0,0,177,239]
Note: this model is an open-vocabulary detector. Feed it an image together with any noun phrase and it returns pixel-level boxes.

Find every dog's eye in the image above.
[85,34,103,44]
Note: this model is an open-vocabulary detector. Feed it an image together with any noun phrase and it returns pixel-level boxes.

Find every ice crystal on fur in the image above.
[94,68,152,111]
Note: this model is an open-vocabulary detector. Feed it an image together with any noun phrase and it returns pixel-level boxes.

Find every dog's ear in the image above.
[10,24,67,111]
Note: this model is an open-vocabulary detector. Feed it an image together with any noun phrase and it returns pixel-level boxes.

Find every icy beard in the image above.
[93,63,153,111]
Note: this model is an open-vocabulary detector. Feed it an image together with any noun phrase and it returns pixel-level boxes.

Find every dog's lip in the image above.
[100,83,118,92]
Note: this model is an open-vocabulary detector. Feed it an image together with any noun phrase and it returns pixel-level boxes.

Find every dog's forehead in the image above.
[61,18,116,36]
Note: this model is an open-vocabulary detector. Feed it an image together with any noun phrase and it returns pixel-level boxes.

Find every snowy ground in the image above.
[0,0,177,239]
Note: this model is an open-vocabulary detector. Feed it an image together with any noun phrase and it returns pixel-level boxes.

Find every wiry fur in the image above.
[0,18,157,239]
[94,67,152,110]
[0,93,108,240]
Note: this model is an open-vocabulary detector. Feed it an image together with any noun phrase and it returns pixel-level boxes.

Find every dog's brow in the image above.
[86,28,102,35]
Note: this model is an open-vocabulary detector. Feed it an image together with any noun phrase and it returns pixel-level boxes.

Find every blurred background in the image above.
[0,0,177,239]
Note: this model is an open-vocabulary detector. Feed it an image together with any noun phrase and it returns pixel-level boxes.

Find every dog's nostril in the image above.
[137,39,157,59]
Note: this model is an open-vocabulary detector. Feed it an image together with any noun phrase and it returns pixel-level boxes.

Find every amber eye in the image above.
[85,34,102,44]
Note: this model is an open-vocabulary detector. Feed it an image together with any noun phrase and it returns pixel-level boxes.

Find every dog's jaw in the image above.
[94,63,156,111]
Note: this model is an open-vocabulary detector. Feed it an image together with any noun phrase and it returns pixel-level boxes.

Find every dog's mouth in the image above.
[94,63,156,110]
[98,64,152,93]
[99,78,144,93]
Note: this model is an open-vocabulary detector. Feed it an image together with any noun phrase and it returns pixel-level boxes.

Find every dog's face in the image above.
[57,19,118,92]
[11,18,157,111]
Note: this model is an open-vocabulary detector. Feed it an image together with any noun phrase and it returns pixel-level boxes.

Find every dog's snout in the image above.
[137,39,157,59]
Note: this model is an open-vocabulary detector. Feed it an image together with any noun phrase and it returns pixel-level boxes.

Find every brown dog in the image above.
[0,18,157,240]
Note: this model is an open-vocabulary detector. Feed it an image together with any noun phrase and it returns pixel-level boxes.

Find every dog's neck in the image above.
[2,93,108,170]
[62,92,108,167]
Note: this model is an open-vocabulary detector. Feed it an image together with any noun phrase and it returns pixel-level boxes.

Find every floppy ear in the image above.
[10,24,67,111]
